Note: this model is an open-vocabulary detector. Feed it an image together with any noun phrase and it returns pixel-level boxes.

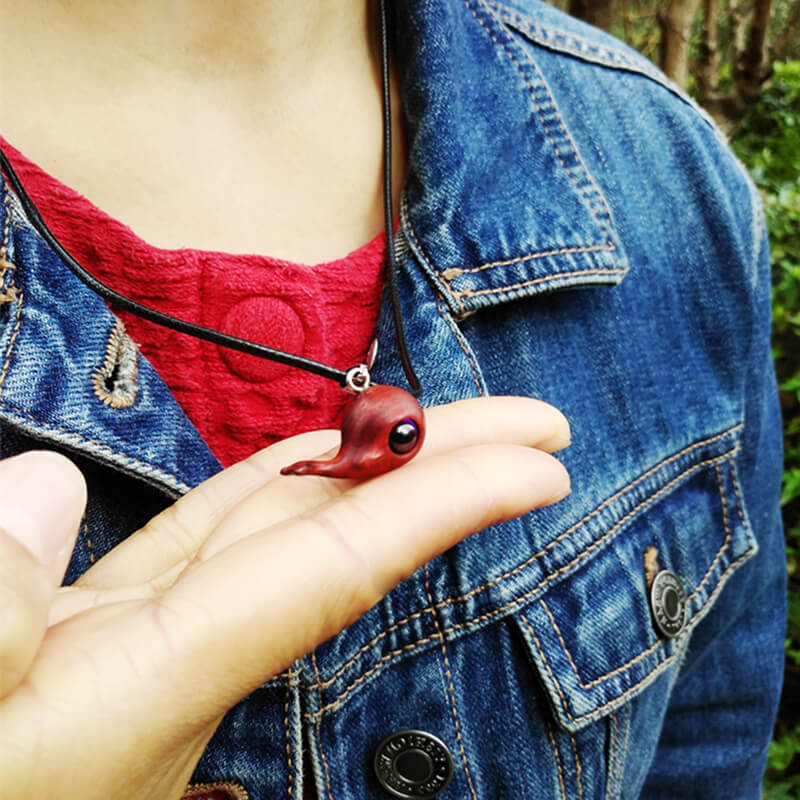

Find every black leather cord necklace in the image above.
[0,0,426,479]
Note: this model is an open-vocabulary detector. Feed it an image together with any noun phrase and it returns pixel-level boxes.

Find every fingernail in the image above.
[539,430,572,452]
[547,461,572,503]
[552,477,572,502]
[0,452,86,565]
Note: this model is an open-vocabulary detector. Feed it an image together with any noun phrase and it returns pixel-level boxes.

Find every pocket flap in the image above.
[511,425,755,732]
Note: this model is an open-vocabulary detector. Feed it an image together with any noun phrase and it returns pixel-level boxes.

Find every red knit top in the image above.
[0,138,386,466]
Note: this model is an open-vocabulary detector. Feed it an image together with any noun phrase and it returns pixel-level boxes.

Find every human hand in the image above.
[0,396,570,799]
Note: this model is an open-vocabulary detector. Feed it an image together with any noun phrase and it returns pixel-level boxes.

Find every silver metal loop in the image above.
[344,364,371,394]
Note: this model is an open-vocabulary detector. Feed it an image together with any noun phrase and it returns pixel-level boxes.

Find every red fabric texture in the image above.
[1,138,386,466]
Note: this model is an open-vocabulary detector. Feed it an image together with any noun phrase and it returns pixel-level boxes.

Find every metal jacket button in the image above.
[373,730,454,798]
[650,569,688,638]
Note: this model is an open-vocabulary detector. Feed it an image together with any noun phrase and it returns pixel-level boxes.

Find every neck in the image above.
[52,1,375,86]
[0,0,405,261]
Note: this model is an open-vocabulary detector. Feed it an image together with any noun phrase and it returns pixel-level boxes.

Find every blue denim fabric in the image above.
[0,1,785,798]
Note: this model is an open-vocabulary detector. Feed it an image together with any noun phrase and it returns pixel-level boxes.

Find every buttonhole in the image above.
[91,318,139,409]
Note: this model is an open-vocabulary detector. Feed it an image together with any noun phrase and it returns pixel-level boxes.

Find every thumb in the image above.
[0,451,86,697]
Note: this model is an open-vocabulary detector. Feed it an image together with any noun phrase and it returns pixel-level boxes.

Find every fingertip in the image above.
[497,445,571,507]
[448,445,571,523]
[0,451,86,574]
[7,449,87,504]
[544,456,572,503]
[536,407,572,453]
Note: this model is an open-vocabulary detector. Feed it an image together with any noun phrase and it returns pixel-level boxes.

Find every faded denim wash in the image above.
[0,1,785,798]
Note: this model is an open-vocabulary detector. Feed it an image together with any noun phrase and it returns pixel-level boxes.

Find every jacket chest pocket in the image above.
[508,423,755,734]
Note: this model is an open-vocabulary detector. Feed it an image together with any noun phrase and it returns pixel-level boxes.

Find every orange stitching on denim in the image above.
[0,187,17,304]
[91,318,139,409]
[83,517,96,565]
[474,448,740,616]
[306,479,750,721]
[570,734,584,800]
[520,612,572,717]
[581,545,758,723]
[685,463,734,604]
[730,460,750,536]
[285,668,297,799]
[0,282,18,305]
[403,10,622,300]
[447,245,618,278]
[408,206,618,295]
[522,544,756,725]
[303,430,742,696]
[608,710,620,799]
[0,290,23,394]
[536,451,738,689]
[538,599,585,683]
[308,448,736,711]
[0,285,20,304]
[401,196,466,315]
[436,297,484,393]
[182,782,249,800]
[466,0,615,238]
[522,607,672,723]
[424,566,478,800]
[312,653,334,800]
[301,608,434,691]
[0,400,189,494]
[538,599,663,691]
[490,4,646,73]
[454,268,626,300]
[688,458,745,601]
[0,402,136,454]
[434,427,742,609]
[489,0,715,133]
[545,718,567,799]
[302,633,444,715]
[305,448,743,715]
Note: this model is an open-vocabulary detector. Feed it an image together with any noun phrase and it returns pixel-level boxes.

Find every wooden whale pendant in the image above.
[280,385,425,479]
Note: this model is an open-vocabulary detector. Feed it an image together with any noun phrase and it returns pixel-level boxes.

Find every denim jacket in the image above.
[0,1,785,798]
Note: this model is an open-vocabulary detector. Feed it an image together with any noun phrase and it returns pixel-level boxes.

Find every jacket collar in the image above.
[397,0,628,316]
[0,184,220,497]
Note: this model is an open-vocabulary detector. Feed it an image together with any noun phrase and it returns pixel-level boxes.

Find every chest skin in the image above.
[0,0,407,263]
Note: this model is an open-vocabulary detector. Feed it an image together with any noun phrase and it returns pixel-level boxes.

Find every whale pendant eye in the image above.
[389,418,420,455]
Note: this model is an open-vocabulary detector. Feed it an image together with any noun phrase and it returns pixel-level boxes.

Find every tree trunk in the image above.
[660,0,702,88]
[568,0,617,31]
[728,0,749,55]
[701,0,786,133]
[772,0,800,61]
[735,0,775,105]
[695,0,720,99]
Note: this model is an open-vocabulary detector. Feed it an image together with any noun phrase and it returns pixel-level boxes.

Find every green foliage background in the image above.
[729,62,800,797]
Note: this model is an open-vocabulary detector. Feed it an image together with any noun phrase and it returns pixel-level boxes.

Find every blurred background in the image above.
[544,2,799,796]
